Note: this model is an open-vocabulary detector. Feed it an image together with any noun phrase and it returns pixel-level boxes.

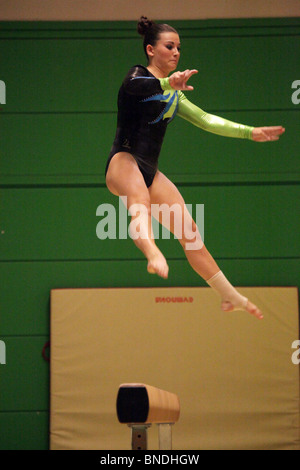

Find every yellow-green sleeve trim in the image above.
[158,77,174,91]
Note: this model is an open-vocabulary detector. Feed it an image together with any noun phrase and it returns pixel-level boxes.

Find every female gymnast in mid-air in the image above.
[105,16,285,320]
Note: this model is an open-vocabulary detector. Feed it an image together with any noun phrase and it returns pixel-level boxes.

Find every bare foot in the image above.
[147,252,169,279]
[221,300,263,320]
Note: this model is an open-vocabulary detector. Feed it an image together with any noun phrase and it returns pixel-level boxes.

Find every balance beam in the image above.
[116,383,180,450]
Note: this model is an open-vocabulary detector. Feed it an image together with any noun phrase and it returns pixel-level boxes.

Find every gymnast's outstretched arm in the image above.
[176,95,285,142]
[159,69,285,142]
[177,95,253,139]
[178,93,285,142]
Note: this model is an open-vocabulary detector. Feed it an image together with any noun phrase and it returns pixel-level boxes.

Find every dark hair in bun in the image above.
[137,15,178,62]
[137,16,154,36]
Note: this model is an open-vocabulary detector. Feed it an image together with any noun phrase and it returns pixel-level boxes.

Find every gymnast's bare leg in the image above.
[105,151,169,279]
[106,154,263,319]
[149,170,263,320]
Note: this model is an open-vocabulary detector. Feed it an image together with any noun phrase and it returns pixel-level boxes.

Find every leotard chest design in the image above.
[139,87,179,124]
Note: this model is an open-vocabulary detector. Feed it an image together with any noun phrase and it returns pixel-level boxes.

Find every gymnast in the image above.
[105,16,285,320]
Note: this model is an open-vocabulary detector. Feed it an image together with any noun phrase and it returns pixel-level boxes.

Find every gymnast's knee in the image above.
[180,219,204,251]
[127,196,152,218]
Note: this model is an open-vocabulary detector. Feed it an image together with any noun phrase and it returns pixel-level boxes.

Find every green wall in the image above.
[0,18,299,450]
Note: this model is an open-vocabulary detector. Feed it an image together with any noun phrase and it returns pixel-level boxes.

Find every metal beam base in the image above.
[128,423,173,450]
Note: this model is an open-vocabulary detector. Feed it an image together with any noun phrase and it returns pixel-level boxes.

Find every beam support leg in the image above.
[158,423,172,450]
[129,425,151,450]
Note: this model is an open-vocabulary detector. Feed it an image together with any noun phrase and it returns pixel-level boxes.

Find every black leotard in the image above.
[105,65,180,187]
[105,64,254,188]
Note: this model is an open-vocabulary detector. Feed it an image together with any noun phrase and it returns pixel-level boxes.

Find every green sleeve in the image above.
[177,92,254,140]
[158,77,175,91]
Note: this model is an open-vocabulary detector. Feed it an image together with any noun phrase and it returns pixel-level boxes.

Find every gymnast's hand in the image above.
[252,126,285,142]
[168,69,199,91]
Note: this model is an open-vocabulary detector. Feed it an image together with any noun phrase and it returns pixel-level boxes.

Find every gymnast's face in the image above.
[147,32,181,74]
